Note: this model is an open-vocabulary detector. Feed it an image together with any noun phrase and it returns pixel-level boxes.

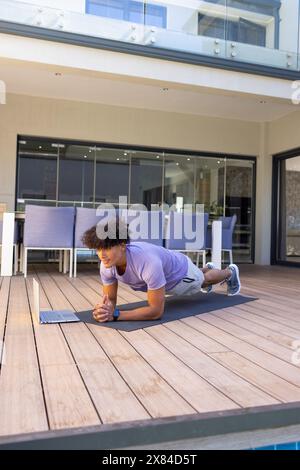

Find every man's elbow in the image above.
[150,307,164,321]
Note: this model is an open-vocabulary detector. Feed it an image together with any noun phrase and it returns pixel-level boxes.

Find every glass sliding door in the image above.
[17,139,58,211]
[195,157,225,217]
[275,155,300,264]
[225,159,254,263]
[95,147,129,206]
[58,144,95,206]
[130,151,163,208]
[164,154,195,210]
[16,136,256,262]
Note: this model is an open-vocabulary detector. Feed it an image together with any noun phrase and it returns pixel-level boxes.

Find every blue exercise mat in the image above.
[75,292,257,332]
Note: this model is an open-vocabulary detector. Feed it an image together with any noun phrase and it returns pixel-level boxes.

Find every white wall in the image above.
[255,122,272,265]
[268,109,300,156]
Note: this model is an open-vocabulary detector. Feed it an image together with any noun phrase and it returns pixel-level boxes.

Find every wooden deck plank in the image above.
[50,273,197,419]
[120,329,240,413]
[38,270,151,425]
[25,270,101,431]
[164,320,300,403]
[0,276,48,437]
[214,307,297,349]
[209,351,300,403]
[78,273,130,305]
[61,323,151,424]
[241,284,300,309]
[80,324,196,419]
[165,320,230,354]
[181,316,300,386]
[2,264,300,441]
[0,277,10,342]
[200,311,297,365]
[242,275,300,296]
[145,325,279,407]
[238,300,300,329]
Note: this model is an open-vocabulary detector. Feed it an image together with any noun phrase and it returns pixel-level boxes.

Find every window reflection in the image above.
[130,152,163,209]
[17,140,58,205]
[58,145,94,204]
[278,156,300,263]
[95,148,129,206]
[195,157,225,217]
[16,137,255,262]
[164,155,195,209]
[225,159,254,263]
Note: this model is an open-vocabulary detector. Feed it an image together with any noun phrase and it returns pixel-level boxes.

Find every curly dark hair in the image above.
[81,217,130,250]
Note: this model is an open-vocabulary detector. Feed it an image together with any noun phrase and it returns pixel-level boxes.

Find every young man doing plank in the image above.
[82,218,241,323]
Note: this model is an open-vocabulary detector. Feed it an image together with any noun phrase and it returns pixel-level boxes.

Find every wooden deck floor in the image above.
[0,263,300,443]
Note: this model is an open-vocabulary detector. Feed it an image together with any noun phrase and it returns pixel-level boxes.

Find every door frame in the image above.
[271,147,300,267]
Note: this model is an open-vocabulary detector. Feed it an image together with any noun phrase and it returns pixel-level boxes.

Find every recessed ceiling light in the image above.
[217,160,221,164]
[124,152,127,156]
[187,158,190,161]
[156,155,160,159]
[117,158,120,161]
[39,146,42,149]
[176,163,179,166]
[84,155,87,159]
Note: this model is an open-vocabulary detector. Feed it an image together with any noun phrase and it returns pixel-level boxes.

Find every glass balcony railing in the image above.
[0,0,299,72]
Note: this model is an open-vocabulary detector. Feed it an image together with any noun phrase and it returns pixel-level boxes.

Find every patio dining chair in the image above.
[0,220,19,275]
[206,214,237,264]
[165,211,209,267]
[22,205,75,278]
[125,209,164,246]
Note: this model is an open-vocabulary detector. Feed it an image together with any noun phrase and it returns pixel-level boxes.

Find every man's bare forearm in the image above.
[118,305,163,321]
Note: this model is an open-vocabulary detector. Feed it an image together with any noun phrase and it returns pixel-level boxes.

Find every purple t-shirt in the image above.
[100,241,188,292]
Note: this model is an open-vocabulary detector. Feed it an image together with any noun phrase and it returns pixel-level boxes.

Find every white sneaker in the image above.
[226,264,241,296]
[201,262,215,294]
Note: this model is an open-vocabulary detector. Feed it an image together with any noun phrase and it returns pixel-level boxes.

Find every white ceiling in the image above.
[0,61,297,122]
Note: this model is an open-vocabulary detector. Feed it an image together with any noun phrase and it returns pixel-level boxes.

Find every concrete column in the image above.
[255,122,272,265]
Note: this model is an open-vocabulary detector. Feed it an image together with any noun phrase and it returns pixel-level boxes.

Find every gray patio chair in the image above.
[125,209,164,246]
[23,205,75,278]
[165,211,209,266]
[206,214,237,264]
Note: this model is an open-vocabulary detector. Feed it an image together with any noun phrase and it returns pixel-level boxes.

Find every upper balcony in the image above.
[0,0,299,79]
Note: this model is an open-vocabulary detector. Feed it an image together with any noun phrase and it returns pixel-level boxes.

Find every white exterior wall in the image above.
[268,108,300,155]
[255,122,272,265]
